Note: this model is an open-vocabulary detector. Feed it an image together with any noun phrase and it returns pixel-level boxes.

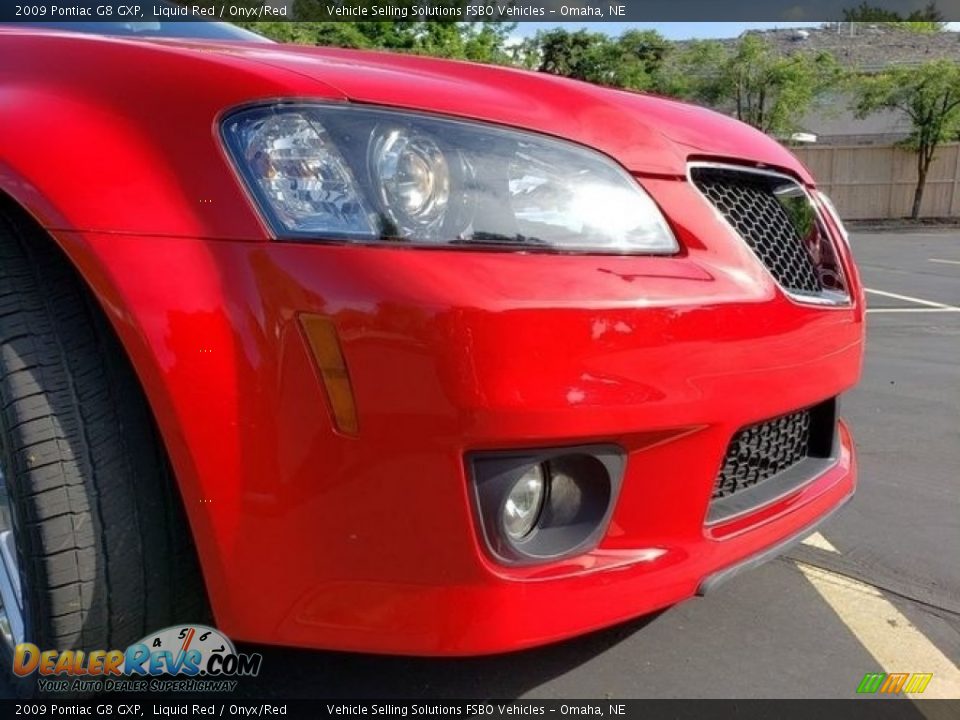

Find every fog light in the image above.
[502,464,546,540]
[469,445,624,564]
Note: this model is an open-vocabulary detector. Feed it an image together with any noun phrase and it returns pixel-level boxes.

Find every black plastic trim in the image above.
[697,491,854,596]
[467,445,626,566]
[708,398,839,524]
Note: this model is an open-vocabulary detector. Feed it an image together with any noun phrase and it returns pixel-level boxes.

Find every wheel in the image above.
[0,202,208,695]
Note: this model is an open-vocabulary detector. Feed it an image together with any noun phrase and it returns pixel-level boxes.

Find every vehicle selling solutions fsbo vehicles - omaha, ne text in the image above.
[0,17,863,684]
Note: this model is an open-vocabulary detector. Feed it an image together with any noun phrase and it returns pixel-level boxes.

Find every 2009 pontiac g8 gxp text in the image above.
[0,18,862,682]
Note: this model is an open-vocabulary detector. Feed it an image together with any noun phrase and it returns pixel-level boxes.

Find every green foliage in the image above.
[536,29,610,81]
[852,59,960,217]
[242,16,664,80]
[241,1,515,62]
[841,1,946,31]
[530,28,668,90]
[663,35,841,135]
[235,21,372,47]
[461,23,516,63]
[654,39,727,99]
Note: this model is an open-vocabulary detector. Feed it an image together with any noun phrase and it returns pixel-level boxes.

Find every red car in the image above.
[0,19,863,678]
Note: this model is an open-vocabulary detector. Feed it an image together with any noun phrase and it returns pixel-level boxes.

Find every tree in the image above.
[414,21,517,63]
[616,29,670,73]
[531,28,668,90]
[852,60,960,218]
[536,29,610,81]
[235,21,372,47]
[462,23,518,64]
[654,39,727,98]
[242,2,517,62]
[665,35,841,135]
[841,2,946,31]
[415,22,468,58]
[509,36,541,70]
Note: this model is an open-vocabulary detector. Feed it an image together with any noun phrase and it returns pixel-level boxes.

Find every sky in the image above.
[513,21,960,39]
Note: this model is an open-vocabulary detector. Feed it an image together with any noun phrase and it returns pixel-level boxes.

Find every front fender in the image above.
[0,31,343,238]
[47,228,280,625]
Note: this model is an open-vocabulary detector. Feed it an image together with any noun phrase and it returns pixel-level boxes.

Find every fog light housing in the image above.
[503,465,547,541]
[469,446,625,565]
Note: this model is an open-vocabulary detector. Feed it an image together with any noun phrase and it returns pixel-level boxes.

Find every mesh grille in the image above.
[713,409,811,500]
[691,167,823,295]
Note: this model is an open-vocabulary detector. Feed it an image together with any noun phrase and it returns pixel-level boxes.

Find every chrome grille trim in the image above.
[687,161,851,308]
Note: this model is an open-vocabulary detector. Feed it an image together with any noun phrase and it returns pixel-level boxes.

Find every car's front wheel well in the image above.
[0,190,210,692]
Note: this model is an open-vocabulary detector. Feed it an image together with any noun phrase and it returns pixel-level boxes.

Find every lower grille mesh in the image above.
[713,409,812,500]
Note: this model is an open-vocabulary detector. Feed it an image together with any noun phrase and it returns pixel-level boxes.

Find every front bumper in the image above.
[57,175,864,655]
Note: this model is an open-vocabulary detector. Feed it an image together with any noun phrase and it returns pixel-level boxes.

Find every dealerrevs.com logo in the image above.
[13,624,262,693]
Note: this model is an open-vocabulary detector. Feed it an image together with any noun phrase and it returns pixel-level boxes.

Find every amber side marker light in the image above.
[299,314,359,436]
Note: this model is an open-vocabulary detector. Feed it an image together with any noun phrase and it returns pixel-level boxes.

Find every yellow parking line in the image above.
[929,258,960,266]
[796,563,960,699]
[801,531,840,553]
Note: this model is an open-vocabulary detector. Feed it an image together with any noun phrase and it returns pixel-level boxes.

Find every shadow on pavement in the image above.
[232,612,666,699]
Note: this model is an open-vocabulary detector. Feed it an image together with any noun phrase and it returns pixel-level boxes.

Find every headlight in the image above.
[370,128,451,236]
[222,104,678,254]
[816,191,850,246]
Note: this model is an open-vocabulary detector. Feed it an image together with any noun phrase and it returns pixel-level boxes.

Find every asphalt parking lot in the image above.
[4,229,958,700]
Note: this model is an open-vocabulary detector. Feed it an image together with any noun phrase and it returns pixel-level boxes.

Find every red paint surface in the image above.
[0,28,863,654]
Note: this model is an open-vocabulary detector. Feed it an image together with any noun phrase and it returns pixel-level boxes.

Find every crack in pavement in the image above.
[782,546,960,620]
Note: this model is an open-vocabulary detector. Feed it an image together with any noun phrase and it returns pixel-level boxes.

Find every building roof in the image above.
[741,24,960,71]
[681,25,960,143]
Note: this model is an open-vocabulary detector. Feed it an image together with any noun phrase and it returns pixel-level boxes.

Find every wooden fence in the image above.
[792,143,960,220]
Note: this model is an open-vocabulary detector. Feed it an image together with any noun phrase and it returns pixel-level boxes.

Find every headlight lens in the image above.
[237,112,376,237]
[371,128,451,238]
[222,104,678,254]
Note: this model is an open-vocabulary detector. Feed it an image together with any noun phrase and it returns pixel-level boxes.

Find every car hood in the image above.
[206,44,812,183]
[12,30,811,183]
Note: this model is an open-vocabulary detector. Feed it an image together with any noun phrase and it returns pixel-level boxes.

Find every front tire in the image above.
[0,203,207,695]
